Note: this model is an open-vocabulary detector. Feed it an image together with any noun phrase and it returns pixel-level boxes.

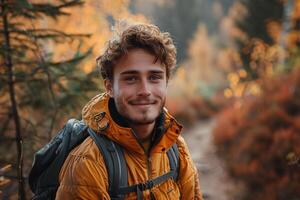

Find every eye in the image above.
[124,76,138,83]
[149,74,163,82]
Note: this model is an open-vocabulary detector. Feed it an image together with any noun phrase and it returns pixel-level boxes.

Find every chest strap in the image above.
[118,170,176,199]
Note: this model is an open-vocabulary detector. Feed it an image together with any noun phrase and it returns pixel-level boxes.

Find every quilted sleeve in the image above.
[176,135,203,200]
[56,137,110,200]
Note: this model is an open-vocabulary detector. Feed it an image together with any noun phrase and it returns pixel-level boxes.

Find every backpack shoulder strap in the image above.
[167,143,180,181]
[87,128,128,200]
[117,143,180,200]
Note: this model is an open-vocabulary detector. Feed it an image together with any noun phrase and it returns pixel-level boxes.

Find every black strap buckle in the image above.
[147,180,154,189]
[138,183,146,191]
[138,180,154,191]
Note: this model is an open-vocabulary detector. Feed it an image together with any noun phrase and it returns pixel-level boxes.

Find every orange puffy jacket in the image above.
[56,93,203,199]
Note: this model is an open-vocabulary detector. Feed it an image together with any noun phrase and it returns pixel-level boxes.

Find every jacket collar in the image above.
[82,93,182,155]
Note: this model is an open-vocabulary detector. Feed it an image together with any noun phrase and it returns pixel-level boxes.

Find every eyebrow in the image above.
[120,70,165,75]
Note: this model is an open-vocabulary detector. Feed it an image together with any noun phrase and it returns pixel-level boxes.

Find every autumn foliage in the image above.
[213,68,300,200]
[166,95,217,126]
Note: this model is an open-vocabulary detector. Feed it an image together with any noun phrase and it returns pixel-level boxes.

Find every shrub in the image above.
[213,68,300,200]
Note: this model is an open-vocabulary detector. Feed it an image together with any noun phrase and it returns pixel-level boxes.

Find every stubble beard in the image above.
[117,98,165,126]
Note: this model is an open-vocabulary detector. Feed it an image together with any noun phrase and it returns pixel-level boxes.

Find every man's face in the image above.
[105,48,167,125]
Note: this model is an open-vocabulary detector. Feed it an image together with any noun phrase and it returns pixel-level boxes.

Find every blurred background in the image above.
[1,0,300,199]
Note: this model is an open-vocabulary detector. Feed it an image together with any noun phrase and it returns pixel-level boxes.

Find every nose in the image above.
[137,79,151,97]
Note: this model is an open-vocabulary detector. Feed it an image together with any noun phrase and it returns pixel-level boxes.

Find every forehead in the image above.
[114,48,165,75]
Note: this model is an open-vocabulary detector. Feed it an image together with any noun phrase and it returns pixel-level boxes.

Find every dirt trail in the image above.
[182,119,235,200]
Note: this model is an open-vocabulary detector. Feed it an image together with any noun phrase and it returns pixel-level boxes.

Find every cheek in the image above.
[113,83,134,98]
[153,84,167,97]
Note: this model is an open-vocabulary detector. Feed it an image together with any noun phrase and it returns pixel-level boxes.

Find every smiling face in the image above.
[105,48,167,126]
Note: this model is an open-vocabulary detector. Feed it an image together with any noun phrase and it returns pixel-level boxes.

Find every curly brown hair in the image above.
[96,23,177,81]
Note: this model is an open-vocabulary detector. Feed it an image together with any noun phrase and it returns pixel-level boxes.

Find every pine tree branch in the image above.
[1,0,26,199]
[27,0,84,19]
[28,20,59,140]
[45,48,92,68]
[0,0,84,19]
[1,28,90,41]
[0,66,45,85]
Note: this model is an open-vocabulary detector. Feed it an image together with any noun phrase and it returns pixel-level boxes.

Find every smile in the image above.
[129,100,157,106]
[128,100,157,106]
[132,102,155,105]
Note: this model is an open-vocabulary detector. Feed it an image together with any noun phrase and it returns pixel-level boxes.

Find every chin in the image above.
[130,113,158,125]
[133,120,155,125]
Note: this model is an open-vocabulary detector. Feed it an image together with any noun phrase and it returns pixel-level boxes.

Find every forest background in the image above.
[1,0,299,199]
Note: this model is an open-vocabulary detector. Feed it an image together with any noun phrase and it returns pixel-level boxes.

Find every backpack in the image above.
[29,118,180,200]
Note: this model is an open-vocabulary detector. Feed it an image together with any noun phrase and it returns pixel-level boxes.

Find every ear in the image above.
[104,79,114,97]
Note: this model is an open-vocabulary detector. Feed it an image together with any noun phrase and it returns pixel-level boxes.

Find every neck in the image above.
[130,122,155,141]
[108,98,163,141]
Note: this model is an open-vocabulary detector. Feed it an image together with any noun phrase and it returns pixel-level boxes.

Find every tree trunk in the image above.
[1,0,26,199]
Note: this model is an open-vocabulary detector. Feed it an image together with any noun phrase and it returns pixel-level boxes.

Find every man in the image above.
[56,23,203,199]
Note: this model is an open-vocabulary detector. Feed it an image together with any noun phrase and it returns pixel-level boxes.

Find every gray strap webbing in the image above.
[118,170,175,194]
[167,143,180,181]
[87,128,128,200]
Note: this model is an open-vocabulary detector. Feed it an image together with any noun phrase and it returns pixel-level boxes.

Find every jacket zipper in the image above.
[147,152,154,199]
[131,130,154,199]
